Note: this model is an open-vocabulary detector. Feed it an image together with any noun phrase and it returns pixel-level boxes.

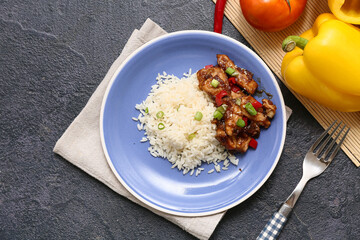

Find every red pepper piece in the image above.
[252,100,262,109]
[231,85,241,93]
[228,77,236,85]
[205,64,213,69]
[215,90,228,106]
[242,116,248,126]
[249,138,258,149]
[214,0,228,33]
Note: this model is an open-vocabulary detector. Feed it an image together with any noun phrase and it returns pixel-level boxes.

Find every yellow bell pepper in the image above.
[281,13,360,112]
[328,0,360,24]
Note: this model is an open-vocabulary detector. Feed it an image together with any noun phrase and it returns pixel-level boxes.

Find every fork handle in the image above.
[256,204,292,240]
[257,177,308,239]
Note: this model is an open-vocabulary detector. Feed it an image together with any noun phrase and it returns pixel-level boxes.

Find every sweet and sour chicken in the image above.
[197,54,277,153]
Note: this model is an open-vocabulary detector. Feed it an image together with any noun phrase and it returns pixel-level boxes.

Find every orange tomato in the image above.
[240,0,307,32]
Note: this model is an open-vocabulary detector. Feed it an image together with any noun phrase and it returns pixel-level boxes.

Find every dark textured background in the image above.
[1,1,359,239]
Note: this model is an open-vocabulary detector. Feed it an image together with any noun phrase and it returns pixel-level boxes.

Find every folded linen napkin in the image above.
[54,18,292,240]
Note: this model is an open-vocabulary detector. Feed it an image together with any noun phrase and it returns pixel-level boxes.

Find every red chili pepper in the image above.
[231,85,241,93]
[252,100,262,109]
[214,0,228,33]
[242,116,248,126]
[249,138,258,149]
[205,64,213,69]
[215,90,228,106]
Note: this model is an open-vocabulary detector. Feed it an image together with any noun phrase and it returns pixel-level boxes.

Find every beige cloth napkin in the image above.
[54,18,292,240]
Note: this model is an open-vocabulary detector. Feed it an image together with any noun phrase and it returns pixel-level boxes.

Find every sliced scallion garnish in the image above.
[216,105,227,115]
[213,110,223,120]
[245,102,257,116]
[194,111,203,121]
[188,132,197,140]
[236,118,245,127]
[158,123,165,130]
[225,67,235,75]
[156,111,164,119]
[211,79,219,88]
[231,71,239,77]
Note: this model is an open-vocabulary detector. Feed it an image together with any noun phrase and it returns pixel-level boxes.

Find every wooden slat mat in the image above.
[212,0,360,167]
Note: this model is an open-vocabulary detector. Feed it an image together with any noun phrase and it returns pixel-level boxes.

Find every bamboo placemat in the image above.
[212,0,360,167]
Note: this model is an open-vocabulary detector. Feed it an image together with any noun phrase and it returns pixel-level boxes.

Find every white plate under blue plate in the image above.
[100,30,286,217]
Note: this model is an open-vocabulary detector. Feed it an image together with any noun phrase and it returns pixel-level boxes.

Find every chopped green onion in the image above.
[158,123,165,130]
[235,98,241,106]
[245,102,257,116]
[156,111,164,119]
[213,110,223,120]
[194,111,203,121]
[211,79,219,88]
[188,132,197,140]
[231,71,239,77]
[225,67,235,75]
[145,107,149,113]
[216,105,227,115]
[236,118,245,127]
[176,104,181,111]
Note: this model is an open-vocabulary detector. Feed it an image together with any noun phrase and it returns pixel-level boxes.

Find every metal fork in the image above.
[257,121,350,240]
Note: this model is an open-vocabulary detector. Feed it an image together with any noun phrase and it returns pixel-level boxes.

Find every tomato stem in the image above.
[282,35,308,52]
[285,0,291,12]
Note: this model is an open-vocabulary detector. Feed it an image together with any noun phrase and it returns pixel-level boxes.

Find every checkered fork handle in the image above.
[257,212,287,240]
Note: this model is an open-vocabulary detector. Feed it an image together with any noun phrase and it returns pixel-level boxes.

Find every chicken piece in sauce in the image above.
[240,96,271,129]
[262,99,276,119]
[217,54,258,95]
[197,54,277,153]
[214,120,252,153]
[197,66,230,98]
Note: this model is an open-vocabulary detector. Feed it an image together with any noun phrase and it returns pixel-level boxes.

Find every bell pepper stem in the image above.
[282,36,309,52]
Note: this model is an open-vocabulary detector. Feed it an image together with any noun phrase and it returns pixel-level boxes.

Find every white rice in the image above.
[229,155,239,166]
[140,137,148,143]
[134,71,238,175]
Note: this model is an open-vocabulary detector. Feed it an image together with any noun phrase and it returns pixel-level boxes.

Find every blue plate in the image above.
[100,31,286,216]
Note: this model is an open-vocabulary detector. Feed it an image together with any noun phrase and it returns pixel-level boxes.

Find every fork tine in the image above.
[320,124,346,160]
[326,127,350,163]
[314,122,341,156]
[309,121,337,152]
